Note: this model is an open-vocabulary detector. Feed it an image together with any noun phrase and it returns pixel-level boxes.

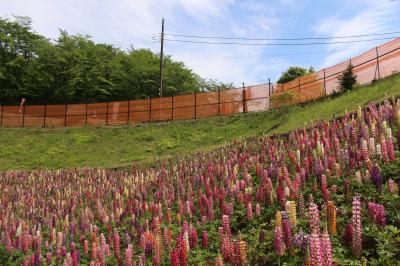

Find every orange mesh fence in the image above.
[1,38,399,127]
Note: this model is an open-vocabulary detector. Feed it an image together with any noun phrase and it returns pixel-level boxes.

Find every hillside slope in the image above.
[1,74,400,170]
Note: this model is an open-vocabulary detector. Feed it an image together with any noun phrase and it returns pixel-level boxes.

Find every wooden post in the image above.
[64,104,68,126]
[127,100,130,124]
[43,104,47,127]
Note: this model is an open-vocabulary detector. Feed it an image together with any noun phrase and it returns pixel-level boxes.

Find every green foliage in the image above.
[270,90,299,107]
[338,64,357,92]
[0,16,229,105]
[277,66,314,84]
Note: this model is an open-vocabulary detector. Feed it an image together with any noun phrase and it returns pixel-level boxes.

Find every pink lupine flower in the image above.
[309,233,323,266]
[255,203,261,217]
[321,230,333,266]
[309,203,320,235]
[247,202,253,220]
[274,226,286,257]
[352,196,362,257]
[126,244,133,266]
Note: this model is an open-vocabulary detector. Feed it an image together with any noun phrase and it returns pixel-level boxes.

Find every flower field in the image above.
[1,98,400,265]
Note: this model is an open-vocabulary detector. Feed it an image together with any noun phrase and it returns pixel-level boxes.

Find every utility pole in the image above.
[159,18,165,97]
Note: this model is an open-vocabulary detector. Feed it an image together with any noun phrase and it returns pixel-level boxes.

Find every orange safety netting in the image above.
[1,38,399,127]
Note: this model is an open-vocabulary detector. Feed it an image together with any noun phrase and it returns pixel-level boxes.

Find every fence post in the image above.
[149,97,152,122]
[43,104,47,127]
[85,103,88,125]
[323,69,327,96]
[242,82,246,113]
[268,78,271,96]
[375,46,381,80]
[218,86,221,115]
[0,104,3,126]
[64,104,68,127]
[127,100,130,125]
[171,96,174,121]
[106,102,109,125]
[194,91,197,119]
[22,105,26,127]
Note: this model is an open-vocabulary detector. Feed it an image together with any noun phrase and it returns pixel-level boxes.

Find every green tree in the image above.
[337,64,357,92]
[277,66,314,84]
[0,16,211,104]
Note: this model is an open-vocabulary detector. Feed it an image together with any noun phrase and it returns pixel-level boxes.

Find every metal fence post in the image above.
[106,102,109,125]
[242,82,246,113]
[375,46,381,80]
[0,104,3,126]
[323,69,327,96]
[22,105,26,127]
[149,97,152,122]
[268,78,271,96]
[218,86,221,115]
[171,96,174,121]
[64,104,68,126]
[85,103,88,125]
[194,91,197,119]
[43,104,47,127]
[127,100,130,124]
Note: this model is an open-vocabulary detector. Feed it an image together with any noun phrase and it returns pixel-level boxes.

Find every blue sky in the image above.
[1,0,400,86]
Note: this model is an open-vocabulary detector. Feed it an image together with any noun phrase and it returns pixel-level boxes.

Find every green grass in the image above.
[1,74,400,170]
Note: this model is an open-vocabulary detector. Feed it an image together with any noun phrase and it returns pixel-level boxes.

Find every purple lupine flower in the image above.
[371,165,382,192]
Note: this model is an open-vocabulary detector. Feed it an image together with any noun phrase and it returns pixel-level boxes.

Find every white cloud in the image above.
[314,1,400,67]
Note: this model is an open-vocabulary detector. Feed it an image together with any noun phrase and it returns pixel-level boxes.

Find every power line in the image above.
[164,36,398,46]
[165,31,400,41]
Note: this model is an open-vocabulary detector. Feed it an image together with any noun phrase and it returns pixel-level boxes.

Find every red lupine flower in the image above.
[368,202,386,227]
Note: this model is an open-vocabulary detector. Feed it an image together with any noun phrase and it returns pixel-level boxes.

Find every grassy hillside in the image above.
[1,74,400,170]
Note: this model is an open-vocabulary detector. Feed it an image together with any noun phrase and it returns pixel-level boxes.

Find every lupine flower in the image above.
[326,201,337,236]
[247,202,253,220]
[286,201,297,227]
[309,203,320,235]
[298,194,305,218]
[293,228,309,253]
[282,219,293,250]
[274,226,286,256]
[255,203,261,217]
[371,165,382,192]
[215,254,224,266]
[309,233,323,266]
[368,202,386,227]
[275,211,282,228]
[388,179,399,194]
[321,230,333,266]
[352,196,362,257]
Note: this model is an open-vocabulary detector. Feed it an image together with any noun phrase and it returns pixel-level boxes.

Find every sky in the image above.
[1,0,400,86]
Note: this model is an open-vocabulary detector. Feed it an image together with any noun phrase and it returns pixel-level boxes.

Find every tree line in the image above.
[0,16,232,105]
